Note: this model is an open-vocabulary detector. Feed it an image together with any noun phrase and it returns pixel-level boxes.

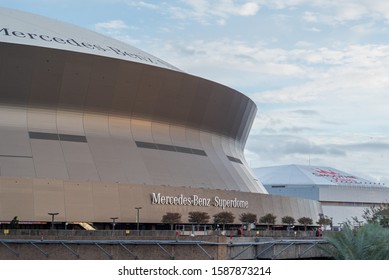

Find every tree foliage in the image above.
[298,217,313,231]
[323,223,389,259]
[213,212,235,229]
[362,203,389,227]
[161,212,182,230]
[281,216,295,225]
[188,211,210,225]
[317,215,332,227]
[239,212,257,224]
[259,213,277,224]
[259,213,277,230]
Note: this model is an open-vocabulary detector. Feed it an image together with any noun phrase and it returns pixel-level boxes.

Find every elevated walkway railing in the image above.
[0,238,330,260]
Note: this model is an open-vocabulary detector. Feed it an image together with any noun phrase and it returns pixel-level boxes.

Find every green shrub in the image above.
[323,223,389,259]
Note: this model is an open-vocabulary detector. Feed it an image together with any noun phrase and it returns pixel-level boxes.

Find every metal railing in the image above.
[0,237,329,260]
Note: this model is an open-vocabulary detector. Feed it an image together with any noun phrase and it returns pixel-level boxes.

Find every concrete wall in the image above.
[0,233,329,260]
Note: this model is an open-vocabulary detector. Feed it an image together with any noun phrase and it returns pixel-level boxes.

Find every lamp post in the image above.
[110,217,118,230]
[135,207,142,235]
[48,212,59,230]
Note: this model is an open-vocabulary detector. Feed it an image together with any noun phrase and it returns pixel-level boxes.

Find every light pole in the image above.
[110,217,118,230]
[135,207,142,235]
[48,212,59,230]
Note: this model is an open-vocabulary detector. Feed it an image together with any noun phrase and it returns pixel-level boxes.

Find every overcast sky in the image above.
[2,0,389,184]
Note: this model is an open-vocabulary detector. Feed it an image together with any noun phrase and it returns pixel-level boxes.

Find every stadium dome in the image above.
[0,7,322,227]
[255,164,377,188]
[254,164,389,227]
[0,7,264,192]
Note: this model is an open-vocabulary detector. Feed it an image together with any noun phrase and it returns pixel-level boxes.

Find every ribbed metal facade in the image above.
[0,8,324,224]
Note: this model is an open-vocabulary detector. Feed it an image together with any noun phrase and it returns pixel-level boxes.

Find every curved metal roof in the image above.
[254,164,380,187]
[0,7,180,71]
[0,7,257,145]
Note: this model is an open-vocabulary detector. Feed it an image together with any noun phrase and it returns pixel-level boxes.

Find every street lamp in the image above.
[135,207,142,235]
[110,217,118,230]
[48,212,59,230]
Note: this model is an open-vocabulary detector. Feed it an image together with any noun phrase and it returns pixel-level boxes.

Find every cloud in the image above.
[281,126,315,133]
[303,11,318,23]
[260,0,389,26]
[95,19,129,30]
[93,19,143,43]
[148,38,307,90]
[217,18,227,25]
[166,0,260,24]
[244,133,389,183]
[336,141,389,152]
[94,19,133,38]
[237,2,260,16]
[169,41,389,95]
[126,1,159,10]
[251,44,389,104]
[245,134,346,159]
[182,0,260,17]
[290,109,319,116]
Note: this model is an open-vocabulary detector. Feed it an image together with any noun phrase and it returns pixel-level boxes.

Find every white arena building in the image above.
[254,164,389,227]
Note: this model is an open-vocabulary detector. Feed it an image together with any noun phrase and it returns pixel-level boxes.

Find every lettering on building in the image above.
[151,193,249,209]
[0,27,178,70]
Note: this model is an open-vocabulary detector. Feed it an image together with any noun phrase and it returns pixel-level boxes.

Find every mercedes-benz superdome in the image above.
[0,7,321,227]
